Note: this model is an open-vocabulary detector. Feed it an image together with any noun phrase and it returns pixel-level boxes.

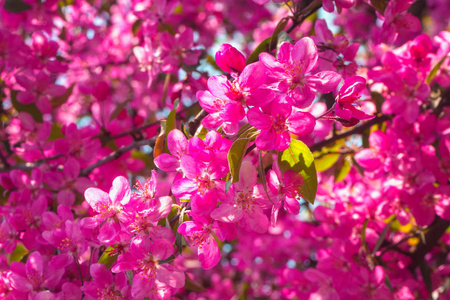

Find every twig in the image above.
[100,103,201,143]
[378,232,421,257]
[100,120,160,143]
[409,216,450,270]
[187,109,208,136]
[286,0,322,34]
[80,138,156,176]
[309,115,392,152]
[0,154,64,173]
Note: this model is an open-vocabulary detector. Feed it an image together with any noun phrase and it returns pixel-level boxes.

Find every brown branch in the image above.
[309,115,392,152]
[286,0,322,34]
[409,215,450,270]
[187,109,208,136]
[80,137,156,176]
[100,120,160,143]
[0,154,64,173]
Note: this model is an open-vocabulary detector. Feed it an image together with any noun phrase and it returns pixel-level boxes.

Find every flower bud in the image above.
[92,81,109,101]
[215,44,246,74]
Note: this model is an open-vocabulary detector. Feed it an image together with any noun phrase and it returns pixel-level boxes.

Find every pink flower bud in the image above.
[92,81,109,101]
[215,44,246,74]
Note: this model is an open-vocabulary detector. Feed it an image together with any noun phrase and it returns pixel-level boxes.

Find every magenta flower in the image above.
[211,161,269,233]
[335,76,375,121]
[188,130,231,162]
[247,96,316,151]
[259,37,341,108]
[154,129,187,172]
[171,154,228,216]
[215,44,246,76]
[80,176,131,243]
[178,215,230,270]
[112,236,184,298]
[83,263,129,299]
[267,162,304,226]
[198,61,275,125]
[197,90,240,134]
[8,251,64,296]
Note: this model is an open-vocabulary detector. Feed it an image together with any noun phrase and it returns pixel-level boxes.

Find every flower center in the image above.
[271,114,288,134]
[236,190,255,211]
[192,227,211,249]
[196,174,215,194]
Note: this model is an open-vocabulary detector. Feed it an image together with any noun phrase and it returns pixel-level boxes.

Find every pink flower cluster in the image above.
[0,0,449,299]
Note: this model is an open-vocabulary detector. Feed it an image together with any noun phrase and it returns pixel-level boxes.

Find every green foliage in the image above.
[228,128,258,183]
[9,244,28,264]
[98,246,118,269]
[10,90,43,123]
[246,37,271,65]
[278,139,317,204]
[52,83,75,109]
[426,53,450,85]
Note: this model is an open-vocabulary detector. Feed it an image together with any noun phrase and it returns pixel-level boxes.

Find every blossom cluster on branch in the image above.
[0,0,449,299]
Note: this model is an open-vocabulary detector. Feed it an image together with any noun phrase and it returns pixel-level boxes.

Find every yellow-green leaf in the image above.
[246,37,271,65]
[334,157,351,182]
[278,139,317,204]
[9,244,28,264]
[98,246,118,269]
[51,83,75,109]
[228,129,257,183]
[10,90,43,123]
[166,99,179,134]
[426,53,450,85]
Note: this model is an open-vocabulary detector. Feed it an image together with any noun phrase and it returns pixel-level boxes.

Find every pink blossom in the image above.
[248,95,316,151]
[259,37,341,108]
[80,176,131,243]
[335,76,375,121]
[211,161,269,233]
[215,44,246,76]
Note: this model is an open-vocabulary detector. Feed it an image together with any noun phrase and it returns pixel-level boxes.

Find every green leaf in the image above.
[166,99,179,134]
[9,244,28,264]
[314,152,340,172]
[158,255,175,264]
[361,218,369,253]
[48,124,65,141]
[258,150,273,204]
[206,55,222,72]
[276,31,293,54]
[184,273,206,292]
[228,129,257,183]
[246,37,271,65]
[278,139,317,204]
[270,18,289,51]
[131,150,155,169]
[154,120,167,159]
[109,100,129,122]
[334,157,351,182]
[10,90,43,123]
[426,53,450,85]
[98,246,118,268]
[51,83,75,109]
[372,219,394,255]
[58,0,74,7]
[370,0,389,14]
[132,19,143,36]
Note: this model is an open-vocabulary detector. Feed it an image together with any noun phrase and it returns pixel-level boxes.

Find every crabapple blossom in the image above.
[0,0,449,299]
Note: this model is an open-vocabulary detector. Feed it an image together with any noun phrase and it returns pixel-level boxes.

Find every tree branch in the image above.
[80,137,156,176]
[0,154,64,173]
[309,115,392,152]
[187,109,208,136]
[409,215,450,270]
